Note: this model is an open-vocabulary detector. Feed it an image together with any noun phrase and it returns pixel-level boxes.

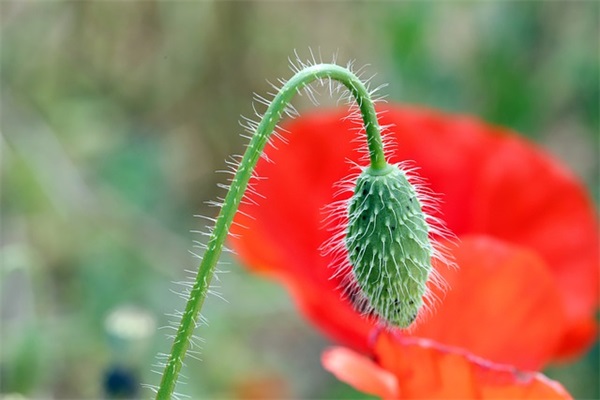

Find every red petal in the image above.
[322,347,399,399]
[468,135,599,359]
[379,107,599,358]
[413,236,566,370]
[371,332,573,399]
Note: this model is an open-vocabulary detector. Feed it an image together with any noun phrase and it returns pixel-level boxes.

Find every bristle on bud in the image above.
[345,164,434,328]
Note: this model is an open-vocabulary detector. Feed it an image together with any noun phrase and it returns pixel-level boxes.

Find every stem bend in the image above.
[156,63,387,399]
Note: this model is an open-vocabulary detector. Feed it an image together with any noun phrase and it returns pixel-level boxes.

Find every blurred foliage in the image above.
[1,1,598,399]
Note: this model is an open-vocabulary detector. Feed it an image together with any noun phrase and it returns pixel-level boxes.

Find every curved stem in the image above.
[156,63,387,399]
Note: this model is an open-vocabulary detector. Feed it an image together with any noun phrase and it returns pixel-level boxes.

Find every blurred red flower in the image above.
[229,106,598,392]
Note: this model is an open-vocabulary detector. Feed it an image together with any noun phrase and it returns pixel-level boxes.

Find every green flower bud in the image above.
[345,164,434,328]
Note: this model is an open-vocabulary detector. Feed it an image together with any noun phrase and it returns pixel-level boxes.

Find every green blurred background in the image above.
[1,2,598,399]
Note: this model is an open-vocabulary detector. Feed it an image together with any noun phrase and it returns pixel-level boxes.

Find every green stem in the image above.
[155,63,387,399]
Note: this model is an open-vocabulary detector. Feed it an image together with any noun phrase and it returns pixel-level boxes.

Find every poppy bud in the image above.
[345,164,433,328]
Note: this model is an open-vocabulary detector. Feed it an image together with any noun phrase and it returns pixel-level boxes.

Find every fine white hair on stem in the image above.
[152,49,399,397]
[234,48,389,237]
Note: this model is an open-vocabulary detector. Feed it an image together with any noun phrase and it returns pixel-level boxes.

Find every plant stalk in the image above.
[156,63,387,399]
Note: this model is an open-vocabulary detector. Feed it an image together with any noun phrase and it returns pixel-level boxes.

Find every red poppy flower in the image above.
[229,106,598,373]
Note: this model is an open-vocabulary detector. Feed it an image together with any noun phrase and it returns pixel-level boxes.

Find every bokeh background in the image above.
[1,2,598,399]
